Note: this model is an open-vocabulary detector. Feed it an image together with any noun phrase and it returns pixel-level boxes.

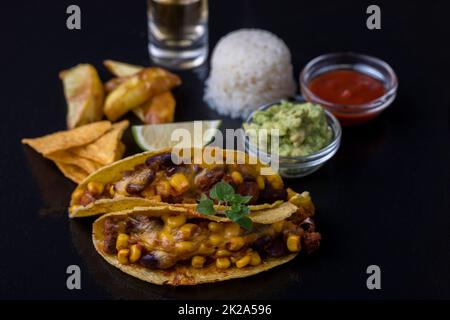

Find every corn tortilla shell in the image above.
[70,120,129,165]
[22,121,111,156]
[92,206,298,285]
[69,147,280,218]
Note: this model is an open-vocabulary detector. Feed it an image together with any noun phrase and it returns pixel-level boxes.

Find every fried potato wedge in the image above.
[103,60,143,77]
[59,64,105,129]
[104,77,128,93]
[104,68,181,121]
[21,121,112,156]
[133,91,176,124]
[70,120,129,165]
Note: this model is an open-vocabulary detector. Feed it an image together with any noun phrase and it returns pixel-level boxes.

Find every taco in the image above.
[70,147,311,218]
[92,201,321,285]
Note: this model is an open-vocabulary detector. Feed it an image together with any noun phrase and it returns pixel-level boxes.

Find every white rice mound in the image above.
[204,29,296,119]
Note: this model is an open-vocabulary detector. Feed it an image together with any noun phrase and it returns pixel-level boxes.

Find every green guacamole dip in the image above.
[244,101,332,157]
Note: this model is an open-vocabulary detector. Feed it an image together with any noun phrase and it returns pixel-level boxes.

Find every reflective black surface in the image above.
[0,0,448,299]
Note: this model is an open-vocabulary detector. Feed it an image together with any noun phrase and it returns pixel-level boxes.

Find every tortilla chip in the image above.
[47,150,103,174]
[114,142,126,161]
[70,120,129,165]
[92,207,297,285]
[55,161,88,184]
[22,121,112,156]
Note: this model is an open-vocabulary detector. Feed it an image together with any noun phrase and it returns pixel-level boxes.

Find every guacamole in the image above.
[244,101,332,157]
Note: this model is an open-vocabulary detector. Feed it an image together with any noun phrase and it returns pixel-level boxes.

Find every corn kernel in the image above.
[250,252,262,266]
[224,223,241,237]
[272,221,285,233]
[166,215,186,228]
[156,180,171,197]
[129,244,142,263]
[216,249,231,257]
[179,223,197,238]
[109,184,115,197]
[256,176,265,190]
[216,257,231,269]
[287,234,301,252]
[227,236,245,251]
[191,256,206,268]
[235,255,251,268]
[209,234,223,246]
[117,249,129,264]
[175,241,195,252]
[267,174,283,190]
[87,181,104,195]
[159,230,174,245]
[208,222,223,232]
[116,233,129,251]
[231,171,244,184]
[198,243,215,255]
[72,188,84,202]
[169,173,190,193]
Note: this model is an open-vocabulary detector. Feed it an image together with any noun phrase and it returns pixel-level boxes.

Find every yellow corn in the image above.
[179,223,197,238]
[156,180,171,197]
[235,255,251,268]
[129,244,142,263]
[224,223,241,237]
[109,184,115,197]
[166,215,186,228]
[209,234,223,246]
[87,181,104,195]
[216,249,231,257]
[272,221,285,233]
[216,257,231,269]
[72,188,84,202]
[175,241,195,252]
[287,234,301,252]
[169,173,190,193]
[117,249,129,264]
[250,251,262,266]
[198,243,215,255]
[191,256,206,268]
[267,174,283,190]
[208,222,223,233]
[231,171,243,184]
[227,236,245,251]
[159,230,174,245]
[256,176,265,190]
[116,233,129,251]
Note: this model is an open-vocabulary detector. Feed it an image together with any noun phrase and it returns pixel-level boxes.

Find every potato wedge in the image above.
[59,64,104,129]
[104,77,128,93]
[133,91,176,124]
[104,68,181,122]
[103,60,143,77]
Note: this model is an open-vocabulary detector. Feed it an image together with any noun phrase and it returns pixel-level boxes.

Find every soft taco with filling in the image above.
[92,200,321,285]
[69,147,306,218]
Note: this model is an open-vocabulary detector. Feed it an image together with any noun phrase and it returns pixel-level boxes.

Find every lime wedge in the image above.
[132,120,222,151]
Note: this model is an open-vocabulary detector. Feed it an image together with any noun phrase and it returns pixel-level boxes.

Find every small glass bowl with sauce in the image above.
[300,52,398,125]
[242,98,342,178]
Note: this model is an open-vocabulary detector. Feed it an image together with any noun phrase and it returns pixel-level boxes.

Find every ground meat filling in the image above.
[74,152,289,207]
[102,212,321,271]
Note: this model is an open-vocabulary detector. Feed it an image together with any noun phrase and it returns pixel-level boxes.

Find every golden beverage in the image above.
[147,0,208,69]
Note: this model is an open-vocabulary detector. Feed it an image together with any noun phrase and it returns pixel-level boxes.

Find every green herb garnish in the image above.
[197,181,253,230]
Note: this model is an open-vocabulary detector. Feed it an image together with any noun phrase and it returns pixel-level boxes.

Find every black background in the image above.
[0,0,448,300]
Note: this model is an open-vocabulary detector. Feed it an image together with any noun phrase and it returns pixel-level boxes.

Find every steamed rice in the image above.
[204,29,296,119]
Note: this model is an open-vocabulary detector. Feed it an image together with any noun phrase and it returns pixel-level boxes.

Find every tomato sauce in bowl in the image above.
[300,53,398,125]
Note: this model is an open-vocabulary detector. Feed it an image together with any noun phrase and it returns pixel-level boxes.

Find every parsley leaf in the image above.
[197,181,253,230]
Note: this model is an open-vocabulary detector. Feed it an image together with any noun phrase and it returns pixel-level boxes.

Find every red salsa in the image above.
[308,70,385,105]
[307,70,386,125]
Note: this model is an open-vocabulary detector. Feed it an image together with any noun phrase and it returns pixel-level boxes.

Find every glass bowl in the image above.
[300,52,398,125]
[242,99,341,178]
